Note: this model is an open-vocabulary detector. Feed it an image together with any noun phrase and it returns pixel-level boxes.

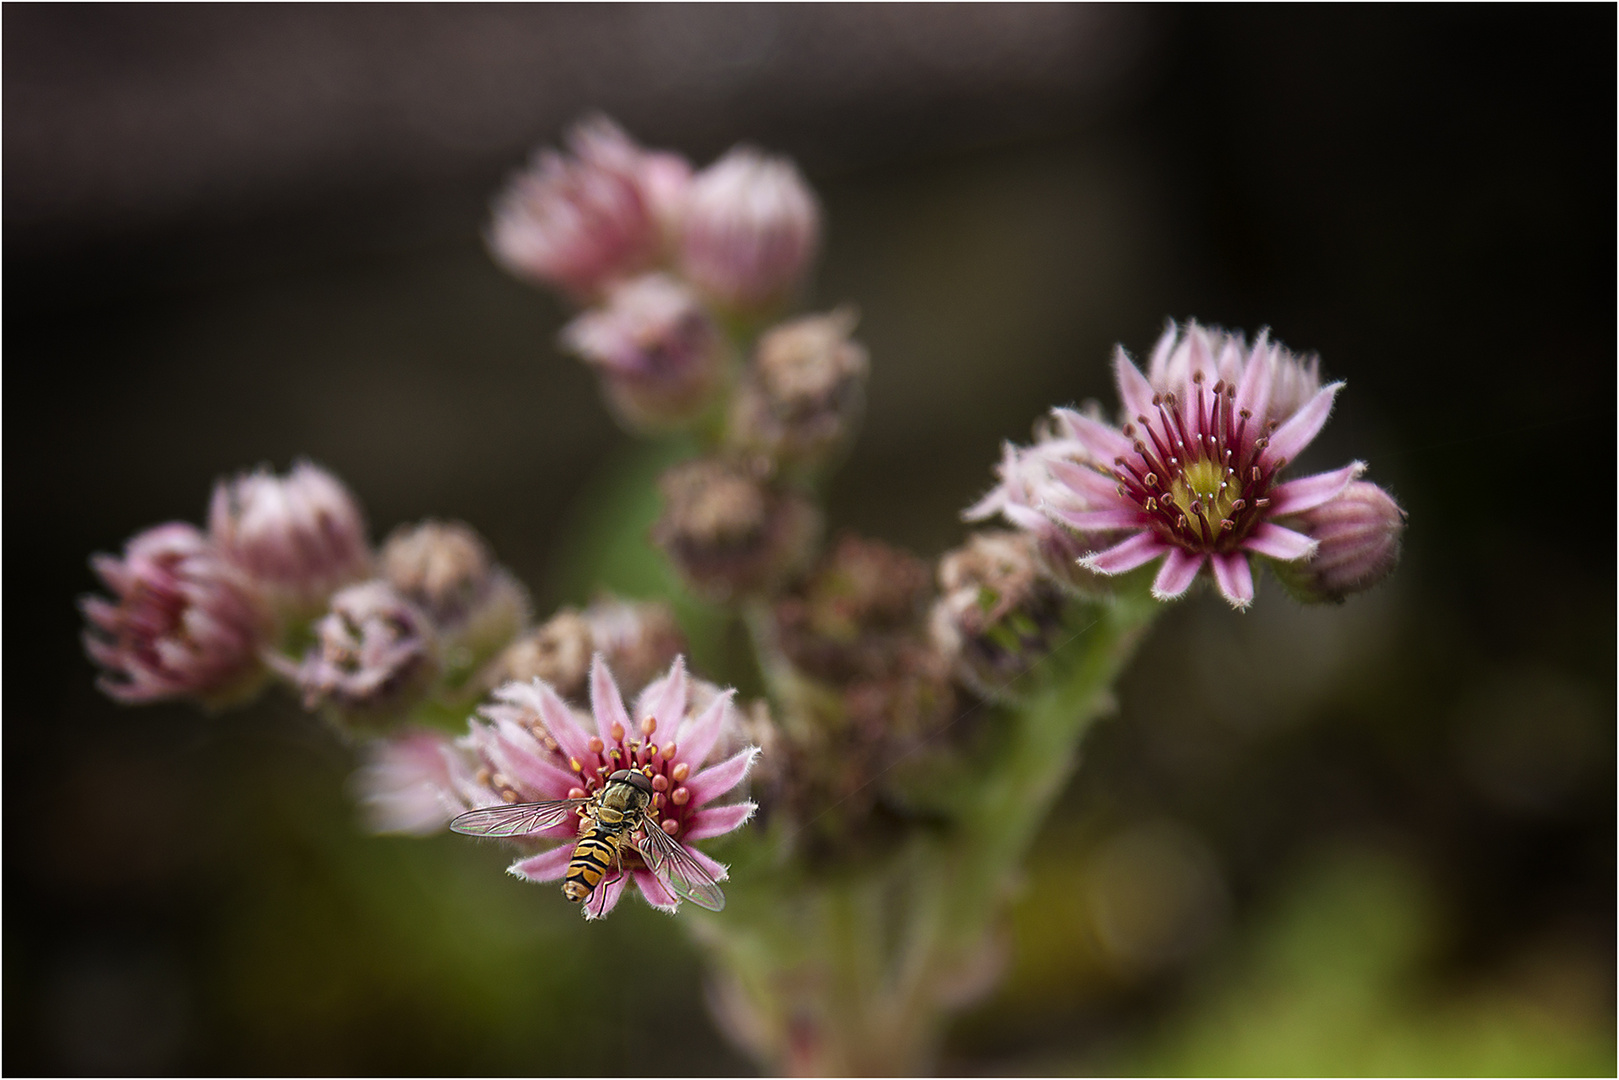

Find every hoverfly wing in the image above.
[635,815,726,912]
[448,798,589,838]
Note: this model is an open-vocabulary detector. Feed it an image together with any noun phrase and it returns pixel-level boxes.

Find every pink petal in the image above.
[589,653,632,741]
[687,847,730,883]
[1216,337,1243,387]
[485,721,578,798]
[1151,548,1205,600]
[684,802,756,840]
[632,869,680,912]
[685,746,758,808]
[1234,335,1275,421]
[1047,458,1126,504]
[1045,505,1145,533]
[1112,346,1157,423]
[633,656,688,735]
[1210,552,1255,610]
[1079,531,1170,575]
[1268,461,1367,515]
[1184,325,1216,387]
[1265,381,1344,466]
[674,688,735,770]
[1242,523,1319,562]
[1052,408,1133,463]
[1145,322,1179,383]
[529,690,591,772]
[582,873,629,920]
[508,845,573,883]
[1003,504,1053,532]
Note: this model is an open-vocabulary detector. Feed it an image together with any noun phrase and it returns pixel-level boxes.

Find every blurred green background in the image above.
[6,6,1613,1075]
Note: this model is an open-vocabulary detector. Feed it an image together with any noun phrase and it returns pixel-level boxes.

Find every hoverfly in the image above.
[449,767,725,917]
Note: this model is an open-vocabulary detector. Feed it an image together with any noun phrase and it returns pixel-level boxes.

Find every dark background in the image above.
[6,6,1614,1074]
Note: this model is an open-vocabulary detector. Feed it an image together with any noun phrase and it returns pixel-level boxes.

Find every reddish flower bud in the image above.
[488,115,688,302]
[560,274,728,432]
[81,523,273,706]
[678,146,820,313]
[1274,480,1406,603]
[653,458,820,601]
[931,531,1066,701]
[208,460,371,622]
[278,581,440,729]
[730,308,869,470]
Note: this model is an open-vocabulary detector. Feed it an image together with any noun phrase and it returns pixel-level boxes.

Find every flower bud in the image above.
[380,521,529,684]
[560,274,728,432]
[81,523,274,706]
[730,308,868,470]
[930,531,1066,701]
[477,596,685,702]
[653,458,820,601]
[774,533,933,683]
[278,581,440,729]
[1274,480,1406,603]
[488,115,684,302]
[678,146,820,313]
[207,460,371,623]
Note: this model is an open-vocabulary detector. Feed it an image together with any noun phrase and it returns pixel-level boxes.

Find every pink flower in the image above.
[277,581,441,726]
[208,460,371,622]
[81,523,273,705]
[488,116,689,302]
[1020,322,1377,610]
[559,273,728,431]
[461,655,758,919]
[678,146,820,312]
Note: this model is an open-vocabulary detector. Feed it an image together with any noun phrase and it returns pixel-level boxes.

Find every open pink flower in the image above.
[1010,322,1376,610]
[457,655,758,919]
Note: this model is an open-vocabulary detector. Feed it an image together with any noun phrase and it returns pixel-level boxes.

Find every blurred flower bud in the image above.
[81,523,274,706]
[278,581,440,729]
[678,146,820,313]
[207,460,371,623]
[730,308,869,470]
[351,729,462,836]
[653,458,820,601]
[488,115,684,302]
[560,274,729,431]
[476,595,686,703]
[1273,480,1406,603]
[931,531,1067,701]
[775,533,933,683]
[380,521,530,684]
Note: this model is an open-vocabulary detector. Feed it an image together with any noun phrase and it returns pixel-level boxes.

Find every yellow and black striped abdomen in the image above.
[561,823,625,902]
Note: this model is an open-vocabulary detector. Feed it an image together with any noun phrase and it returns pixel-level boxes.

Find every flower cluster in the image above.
[358,656,760,919]
[966,322,1404,610]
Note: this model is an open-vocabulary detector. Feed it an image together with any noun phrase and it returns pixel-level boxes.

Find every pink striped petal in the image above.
[1242,522,1319,562]
[632,869,680,912]
[1113,346,1157,422]
[589,653,632,741]
[1216,337,1243,387]
[1045,505,1146,532]
[1052,408,1133,462]
[685,746,759,808]
[684,802,756,840]
[1210,552,1255,610]
[533,681,597,767]
[1234,334,1275,421]
[674,688,735,770]
[1184,324,1216,388]
[508,845,573,883]
[1265,381,1343,466]
[687,846,730,883]
[1145,322,1179,383]
[582,872,629,920]
[1047,458,1127,503]
[1269,461,1366,515]
[1079,531,1170,575]
[1151,548,1205,600]
[488,720,577,797]
[633,656,688,736]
